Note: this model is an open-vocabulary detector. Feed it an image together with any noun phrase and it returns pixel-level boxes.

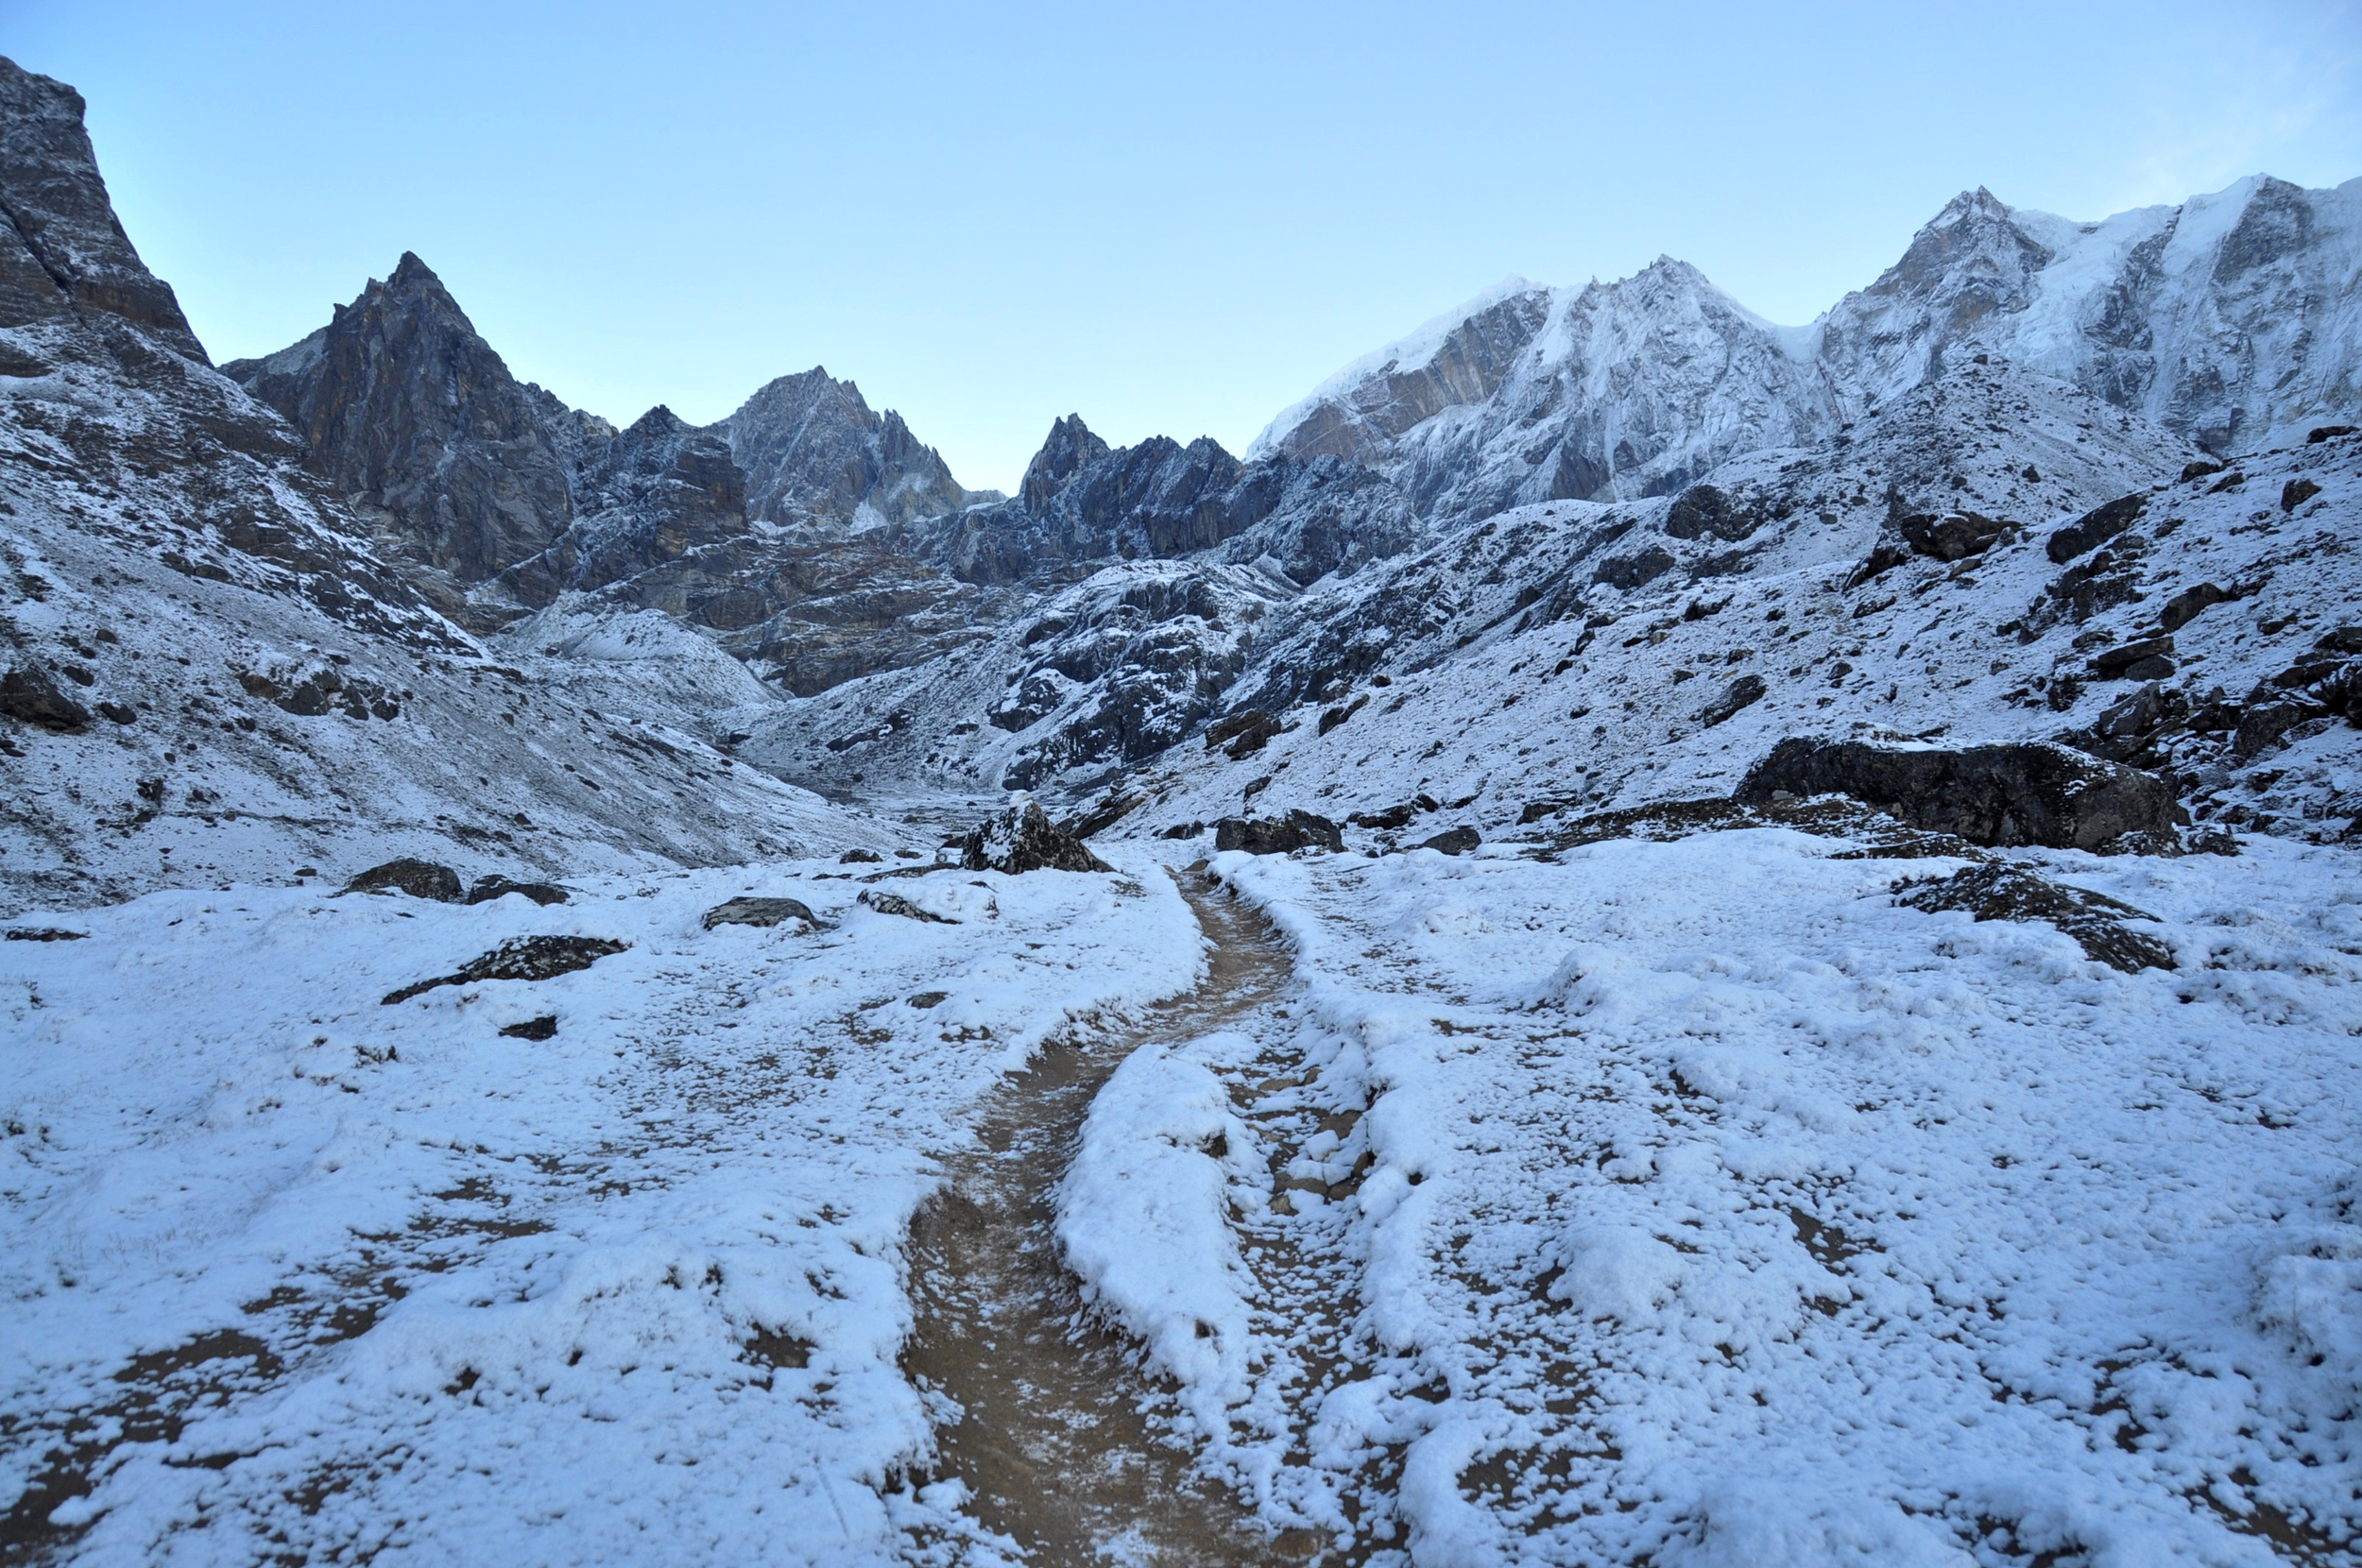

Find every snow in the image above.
[0,848,1204,1564]
[1053,829,2359,1562]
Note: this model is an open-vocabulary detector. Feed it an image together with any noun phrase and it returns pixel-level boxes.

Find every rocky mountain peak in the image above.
[0,56,207,362]
[1020,415,1112,512]
[724,367,970,529]
[225,251,575,585]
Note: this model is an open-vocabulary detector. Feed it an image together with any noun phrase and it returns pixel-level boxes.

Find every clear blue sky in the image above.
[9,0,2360,491]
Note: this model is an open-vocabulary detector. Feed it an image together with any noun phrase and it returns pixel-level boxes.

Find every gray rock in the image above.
[1419,826,1481,855]
[1698,673,1767,727]
[702,896,821,930]
[1736,739,2177,852]
[960,802,1110,874]
[0,665,91,731]
[2089,637,2176,678]
[467,876,570,908]
[383,934,628,1005]
[500,1015,559,1040]
[1214,810,1343,855]
[344,858,463,901]
[1897,862,2174,973]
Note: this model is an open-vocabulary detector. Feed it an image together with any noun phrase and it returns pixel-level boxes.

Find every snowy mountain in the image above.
[1256,178,2362,518]
[6,48,2362,1568]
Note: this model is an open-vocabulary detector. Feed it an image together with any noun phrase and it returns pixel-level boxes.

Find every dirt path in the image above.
[900,870,1312,1566]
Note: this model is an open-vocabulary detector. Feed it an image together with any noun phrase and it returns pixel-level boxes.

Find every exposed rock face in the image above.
[1214,810,1343,855]
[225,253,576,584]
[958,801,1110,874]
[1897,861,2175,973]
[1737,740,2177,851]
[0,58,206,360]
[726,368,974,528]
[944,415,1417,588]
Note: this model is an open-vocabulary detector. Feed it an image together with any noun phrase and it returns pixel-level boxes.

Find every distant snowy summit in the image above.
[1252,178,2362,520]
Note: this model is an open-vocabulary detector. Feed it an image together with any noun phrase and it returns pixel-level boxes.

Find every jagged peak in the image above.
[388,251,443,290]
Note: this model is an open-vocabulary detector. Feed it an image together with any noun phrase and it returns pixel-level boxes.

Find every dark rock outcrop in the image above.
[1897,862,2174,973]
[382,934,628,1005]
[1214,810,1343,855]
[0,665,91,731]
[1737,739,2176,852]
[2046,492,2148,564]
[725,368,971,528]
[226,254,575,584]
[1898,510,2006,561]
[0,58,207,359]
[344,858,464,901]
[1419,826,1481,855]
[960,802,1111,874]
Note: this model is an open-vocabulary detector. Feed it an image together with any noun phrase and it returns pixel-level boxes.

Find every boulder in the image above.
[500,1015,558,1040]
[2282,478,2322,512]
[383,935,628,1005]
[467,876,569,907]
[959,802,1111,874]
[1898,511,2006,562]
[1214,810,1344,855]
[1698,673,1767,727]
[1419,826,1481,856]
[2159,583,2224,632]
[2089,636,2176,681]
[702,896,821,931]
[0,666,91,732]
[839,848,882,863]
[2046,491,2148,564]
[1897,862,2174,973]
[345,858,463,901]
[1736,739,2177,852]
[2307,425,2358,443]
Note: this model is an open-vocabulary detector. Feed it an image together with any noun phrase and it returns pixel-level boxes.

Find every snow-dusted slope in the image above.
[1257,177,2362,520]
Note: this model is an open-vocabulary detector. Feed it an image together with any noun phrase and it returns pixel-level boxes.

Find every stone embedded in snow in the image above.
[858,888,956,923]
[1419,826,1481,855]
[499,1014,558,1039]
[958,802,1110,875]
[1,666,93,732]
[1896,861,2175,973]
[701,896,821,931]
[1214,810,1344,855]
[381,934,628,1005]
[1737,739,2177,852]
[343,859,464,902]
[466,876,570,907]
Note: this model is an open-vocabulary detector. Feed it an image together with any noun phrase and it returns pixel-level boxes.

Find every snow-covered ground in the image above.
[1055,832,2362,1564]
[1,850,1202,1564]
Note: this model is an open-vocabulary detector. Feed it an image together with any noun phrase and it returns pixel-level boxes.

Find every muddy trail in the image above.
[901,870,1315,1567]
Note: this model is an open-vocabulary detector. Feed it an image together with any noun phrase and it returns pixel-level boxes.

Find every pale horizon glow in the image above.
[9,0,2361,491]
